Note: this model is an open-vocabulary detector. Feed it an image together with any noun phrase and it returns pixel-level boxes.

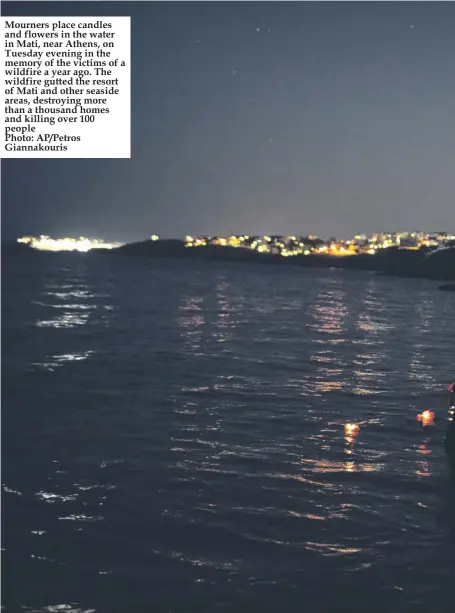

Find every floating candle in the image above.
[416,410,435,427]
[344,423,360,436]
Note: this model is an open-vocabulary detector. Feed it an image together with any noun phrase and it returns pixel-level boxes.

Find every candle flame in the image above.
[417,410,435,426]
[344,423,360,436]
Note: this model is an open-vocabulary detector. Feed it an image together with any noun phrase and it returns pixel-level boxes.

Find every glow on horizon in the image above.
[17,235,124,252]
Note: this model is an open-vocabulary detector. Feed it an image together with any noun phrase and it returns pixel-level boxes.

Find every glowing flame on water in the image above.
[344,423,360,437]
[416,410,435,427]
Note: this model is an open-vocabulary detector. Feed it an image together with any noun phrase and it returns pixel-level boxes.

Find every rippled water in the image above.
[2,251,455,613]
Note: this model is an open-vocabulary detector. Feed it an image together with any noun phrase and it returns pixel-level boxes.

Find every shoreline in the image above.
[5,239,455,283]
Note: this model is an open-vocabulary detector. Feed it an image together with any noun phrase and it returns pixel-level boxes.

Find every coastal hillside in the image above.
[7,238,454,282]
[111,239,283,264]
[107,239,455,281]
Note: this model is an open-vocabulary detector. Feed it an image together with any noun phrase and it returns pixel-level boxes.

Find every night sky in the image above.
[2,1,455,242]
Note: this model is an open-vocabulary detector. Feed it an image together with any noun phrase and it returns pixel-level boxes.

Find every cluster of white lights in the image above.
[17,235,123,252]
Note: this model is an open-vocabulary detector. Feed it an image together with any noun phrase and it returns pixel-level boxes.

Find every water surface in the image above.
[2,252,455,612]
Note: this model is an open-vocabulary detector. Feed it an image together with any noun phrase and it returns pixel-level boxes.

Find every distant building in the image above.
[398,237,419,250]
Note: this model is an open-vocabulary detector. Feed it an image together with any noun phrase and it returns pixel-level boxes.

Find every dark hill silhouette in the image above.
[7,238,455,282]
[105,240,455,280]
[109,239,284,265]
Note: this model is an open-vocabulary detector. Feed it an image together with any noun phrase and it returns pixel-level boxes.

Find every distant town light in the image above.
[17,236,122,252]
[151,235,159,241]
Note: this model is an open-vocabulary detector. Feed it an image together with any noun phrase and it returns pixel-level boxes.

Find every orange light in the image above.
[416,410,435,427]
[344,423,360,436]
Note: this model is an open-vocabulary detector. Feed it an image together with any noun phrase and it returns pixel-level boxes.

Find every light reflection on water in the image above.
[409,299,438,392]
[35,294,114,329]
[33,350,96,372]
[416,438,432,478]
[3,257,455,612]
[21,607,96,613]
[36,312,90,329]
[306,282,348,395]
[178,295,206,356]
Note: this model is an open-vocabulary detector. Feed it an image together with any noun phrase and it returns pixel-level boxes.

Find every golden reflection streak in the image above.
[342,423,359,470]
[308,284,347,337]
[305,541,361,555]
[308,355,343,394]
[304,514,326,521]
[416,438,431,478]
[287,510,322,519]
[307,283,348,393]
[299,457,382,474]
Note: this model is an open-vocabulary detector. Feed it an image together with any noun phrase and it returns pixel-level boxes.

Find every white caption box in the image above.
[1,16,130,158]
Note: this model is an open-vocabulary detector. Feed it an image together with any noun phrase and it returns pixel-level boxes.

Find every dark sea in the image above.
[2,250,455,613]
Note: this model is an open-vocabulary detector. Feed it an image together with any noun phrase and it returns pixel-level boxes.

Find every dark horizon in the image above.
[2,1,455,243]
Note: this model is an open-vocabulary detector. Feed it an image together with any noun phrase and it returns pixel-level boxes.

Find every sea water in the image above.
[2,250,455,612]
